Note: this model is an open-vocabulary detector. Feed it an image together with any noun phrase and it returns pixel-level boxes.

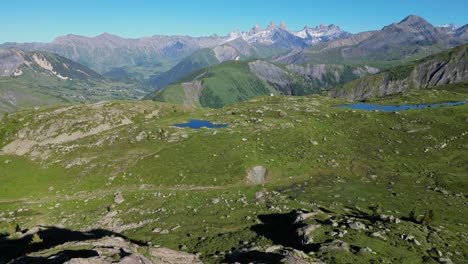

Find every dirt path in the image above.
[0,184,242,205]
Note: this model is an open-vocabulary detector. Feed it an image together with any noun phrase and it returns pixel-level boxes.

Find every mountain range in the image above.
[0,22,350,81]
[0,15,467,112]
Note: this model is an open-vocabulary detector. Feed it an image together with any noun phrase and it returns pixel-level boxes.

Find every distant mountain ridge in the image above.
[0,22,351,78]
[0,48,150,112]
[274,15,468,68]
[328,44,468,100]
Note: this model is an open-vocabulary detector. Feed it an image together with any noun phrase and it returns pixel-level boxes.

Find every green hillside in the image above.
[146,60,275,108]
[146,48,220,89]
[146,59,379,108]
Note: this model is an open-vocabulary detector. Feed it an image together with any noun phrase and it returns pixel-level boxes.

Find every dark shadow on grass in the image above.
[10,249,99,264]
[0,226,145,263]
[250,211,321,253]
[225,250,284,264]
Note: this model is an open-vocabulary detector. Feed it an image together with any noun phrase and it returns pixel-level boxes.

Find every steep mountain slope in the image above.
[275,15,468,68]
[226,22,351,48]
[0,48,150,112]
[145,48,221,90]
[145,41,289,90]
[328,44,468,100]
[146,60,378,108]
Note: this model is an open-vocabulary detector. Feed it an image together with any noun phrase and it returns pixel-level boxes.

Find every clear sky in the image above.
[1,0,467,43]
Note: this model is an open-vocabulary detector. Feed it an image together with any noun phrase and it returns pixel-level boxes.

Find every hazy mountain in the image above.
[0,22,350,83]
[274,15,468,68]
[0,48,150,112]
[0,33,227,78]
[328,44,468,100]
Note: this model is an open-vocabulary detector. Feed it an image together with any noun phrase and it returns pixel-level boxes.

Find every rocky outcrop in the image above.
[248,60,290,87]
[0,48,25,77]
[212,45,239,62]
[1,226,202,264]
[329,44,468,100]
[286,64,379,81]
[246,166,268,184]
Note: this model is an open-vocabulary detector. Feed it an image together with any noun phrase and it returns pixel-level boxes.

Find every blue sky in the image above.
[1,0,467,43]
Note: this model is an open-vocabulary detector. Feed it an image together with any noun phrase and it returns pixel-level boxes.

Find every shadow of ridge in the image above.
[10,249,99,264]
[224,250,284,264]
[250,211,321,253]
[0,226,146,263]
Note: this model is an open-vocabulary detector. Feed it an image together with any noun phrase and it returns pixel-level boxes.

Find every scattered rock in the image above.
[114,193,124,204]
[265,245,283,253]
[438,257,453,264]
[371,231,387,241]
[358,247,376,255]
[401,234,421,246]
[246,166,267,185]
[348,221,366,230]
[135,131,147,142]
[319,239,349,252]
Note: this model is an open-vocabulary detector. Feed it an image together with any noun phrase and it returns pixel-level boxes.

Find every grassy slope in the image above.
[148,60,275,108]
[146,48,220,89]
[0,83,467,263]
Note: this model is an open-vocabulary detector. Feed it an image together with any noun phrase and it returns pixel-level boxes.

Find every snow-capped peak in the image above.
[267,21,277,30]
[224,21,350,47]
[279,21,287,30]
[438,23,459,30]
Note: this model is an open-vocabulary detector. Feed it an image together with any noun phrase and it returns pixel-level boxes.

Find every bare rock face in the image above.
[0,48,25,77]
[248,60,290,87]
[246,166,268,185]
[329,45,468,101]
[212,45,238,62]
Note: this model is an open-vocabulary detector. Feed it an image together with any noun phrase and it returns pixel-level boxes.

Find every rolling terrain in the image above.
[0,83,467,263]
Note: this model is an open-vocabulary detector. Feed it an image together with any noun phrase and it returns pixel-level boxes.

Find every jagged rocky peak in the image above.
[250,24,262,34]
[279,21,287,30]
[267,21,277,30]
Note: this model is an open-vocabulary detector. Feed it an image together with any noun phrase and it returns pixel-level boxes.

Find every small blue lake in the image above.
[336,101,467,112]
[173,119,228,129]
